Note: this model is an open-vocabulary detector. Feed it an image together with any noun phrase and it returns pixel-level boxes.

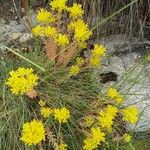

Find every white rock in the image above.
[19,33,33,43]
[8,32,21,41]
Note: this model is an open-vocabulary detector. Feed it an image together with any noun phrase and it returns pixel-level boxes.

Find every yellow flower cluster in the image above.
[32,25,44,36]
[89,44,106,68]
[84,115,95,127]
[70,44,106,75]
[70,65,80,76]
[122,105,139,124]
[70,57,84,76]
[6,67,39,95]
[89,56,100,68]
[20,120,45,146]
[32,26,57,37]
[92,44,106,57]
[50,0,68,12]
[58,143,68,150]
[32,4,72,47]
[76,57,84,66]
[67,3,84,18]
[32,0,93,65]
[123,133,132,143]
[36,8,55,24]
[82,101,139,149]
[107,87,123,104]
[38,100,70,123]
[83,127,105,150]
[54,107,70,123]
[56,34,69,46]
[38,100,52,118]
[44,26,57,37]
[32,26,69,46]
[38,99,46,107]
[98,105,118,132]
[40,107,53,118]
[68,19,92,46]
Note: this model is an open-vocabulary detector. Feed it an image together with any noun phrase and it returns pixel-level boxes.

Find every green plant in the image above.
[1,0,147,150]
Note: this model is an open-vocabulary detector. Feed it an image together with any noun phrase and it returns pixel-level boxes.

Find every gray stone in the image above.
[8,32,21,41]
[0,18,35,45]
[123,64,150,132]
[19,33,33,43]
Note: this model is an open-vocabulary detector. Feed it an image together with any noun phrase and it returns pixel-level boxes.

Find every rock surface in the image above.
[0,16,34,45]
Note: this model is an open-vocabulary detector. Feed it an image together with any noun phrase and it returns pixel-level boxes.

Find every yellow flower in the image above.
[123,133,132,143]
[50,0,68,12]
[89,57,100,68]
[76,57,84,66]
[115,95,123,104]
[107,87,118,98]
[38,100,46,107]
[70,65,80,76]
[67,3,84,18]
[84,116,95,127]
[20,119,45,146]
[6,67,39,95]
[40,107,53,118]
[68,19,85,30]
[89,44,106,68]
[58,143,67,150]
[83,127,105,150]
[98,105,118,132]
[54,107,70,123]
[78,42,87,48]
[32,25,44,36]
[74,28,92,43]
[122,106,139,124]
[55,34,69,46]
[44,26,57,37]
[68,19,92,43]
[92,44,106,57]
[36,8,55,24]
[107,87,123,104]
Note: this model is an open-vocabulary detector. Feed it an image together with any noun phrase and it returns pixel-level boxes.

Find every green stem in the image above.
[57,123,61,143]
[0,44,45,71]
[129,143,135,150]
[116,142,119,150]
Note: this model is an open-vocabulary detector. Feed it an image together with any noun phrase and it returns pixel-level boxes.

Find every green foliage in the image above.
[0,47,98,149]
